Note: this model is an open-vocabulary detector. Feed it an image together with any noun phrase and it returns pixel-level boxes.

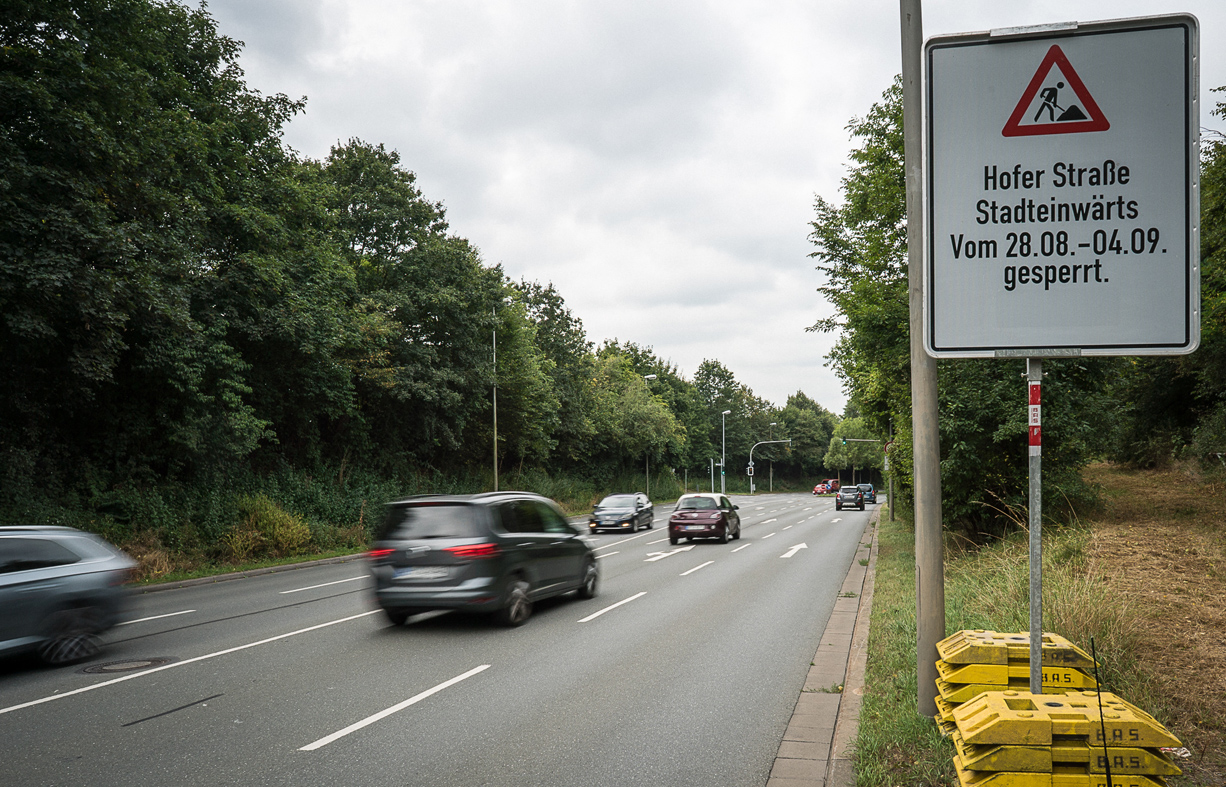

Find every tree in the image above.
[0,0,307,488]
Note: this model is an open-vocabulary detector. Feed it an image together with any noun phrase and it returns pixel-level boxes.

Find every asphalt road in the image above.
[0,492,874,787]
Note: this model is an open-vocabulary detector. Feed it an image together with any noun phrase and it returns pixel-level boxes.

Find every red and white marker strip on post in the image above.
[1028,381,1041,457]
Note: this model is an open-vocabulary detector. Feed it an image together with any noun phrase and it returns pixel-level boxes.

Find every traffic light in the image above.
[841,438,847,445]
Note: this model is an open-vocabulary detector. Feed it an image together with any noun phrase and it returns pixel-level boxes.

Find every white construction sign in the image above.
[925,15,1199,357]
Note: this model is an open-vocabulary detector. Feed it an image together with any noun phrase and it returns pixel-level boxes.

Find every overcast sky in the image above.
[201,0,1226,414]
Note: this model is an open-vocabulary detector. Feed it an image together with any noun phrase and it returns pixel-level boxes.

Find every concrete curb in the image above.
[767,506,879,787]
[134,552,368,594]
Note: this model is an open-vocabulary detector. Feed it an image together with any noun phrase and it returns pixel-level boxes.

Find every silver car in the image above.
[0,526,136,665]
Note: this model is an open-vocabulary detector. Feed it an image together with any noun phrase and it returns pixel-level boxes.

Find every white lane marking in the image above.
[755,506,764,510]
[0,611,380,717]
[781,544,808,559]
[578,592,646,623]
[117,610,196,626]
[645,545,695,562]
[300,665,490,751]
[783,525,793,530]
[761,518,777,525]
[647,537,669,545]
[681,561,714,576]
[281,576,366,594]
[595,552,618,559]
[594,530,657,550]
[832,518,842,523]
[762,533,776,539]
[732,544,752,553]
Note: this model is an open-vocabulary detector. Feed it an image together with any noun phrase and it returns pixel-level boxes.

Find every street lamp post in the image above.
[749,439,792,495]
[492,306,498,492]
[769,422,777,492]
[644,375,657,498]
[720,410,732,495]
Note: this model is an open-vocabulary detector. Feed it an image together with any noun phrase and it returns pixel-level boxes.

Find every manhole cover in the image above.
[81,657,177,674]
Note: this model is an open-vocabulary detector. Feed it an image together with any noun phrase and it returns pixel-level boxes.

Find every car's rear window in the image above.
[378,504,486,541]
[677,496,717,510]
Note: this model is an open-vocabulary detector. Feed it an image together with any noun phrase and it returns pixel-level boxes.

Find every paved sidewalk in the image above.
[767,507,879,787]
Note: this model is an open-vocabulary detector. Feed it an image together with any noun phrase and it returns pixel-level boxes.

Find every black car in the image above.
[368,492,599,627]
[835,487,864,511]
[856,483,877,504]
[667,494,740,545]
[589,493,654,533]
[0,526,136,665]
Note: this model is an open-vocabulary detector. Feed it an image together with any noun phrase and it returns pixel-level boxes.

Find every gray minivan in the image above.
[368,492,599,627]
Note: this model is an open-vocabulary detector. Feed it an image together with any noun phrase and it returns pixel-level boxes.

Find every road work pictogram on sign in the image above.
[1002,44,1110,137]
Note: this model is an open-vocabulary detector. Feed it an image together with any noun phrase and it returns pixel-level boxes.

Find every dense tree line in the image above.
[810,78,1226,538]
[0,0,842,545]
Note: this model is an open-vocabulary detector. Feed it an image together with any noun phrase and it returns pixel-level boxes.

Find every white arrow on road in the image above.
[645,545,696,562]
[780,543,808,559]
[831,518,842,523]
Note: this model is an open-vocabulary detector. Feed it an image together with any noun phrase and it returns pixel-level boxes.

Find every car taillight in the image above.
[444,543,501,559]
[368,548,394,560]
[709,512,721,519]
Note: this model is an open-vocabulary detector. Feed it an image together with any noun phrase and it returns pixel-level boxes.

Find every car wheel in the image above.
[576,560,599,599]
[38,607,103,666]
[860,504,865,511]
[718,525,730,544]
[733,525,741,541]
[669,535,678,545]
[495,579,533,627]
[383,608,410,626]
[646,516,653,530]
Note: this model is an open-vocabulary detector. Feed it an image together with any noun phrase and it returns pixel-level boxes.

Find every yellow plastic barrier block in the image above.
[954,728,1053,772]
[954,692,1181,749]
[1051,739,1180,776]
[938,695,959,723]
[955,760,1170,787]
[1050,766,1169,787]
[938,660,1098,689]
[939,677,1081,705]
[939,630,1097,669]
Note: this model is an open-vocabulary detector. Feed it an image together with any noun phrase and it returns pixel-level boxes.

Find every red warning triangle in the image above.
[1002,44,1109,137]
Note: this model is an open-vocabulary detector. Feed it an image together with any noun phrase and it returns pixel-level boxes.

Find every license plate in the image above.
[685,525,705,531]
[394,566,449,580]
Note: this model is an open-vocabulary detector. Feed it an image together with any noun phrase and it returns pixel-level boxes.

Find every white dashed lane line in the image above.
[578,592,647,623]
[281,576,366,594]
[300,665,490,751]
[118,610,196,626]
[680,561,714,576]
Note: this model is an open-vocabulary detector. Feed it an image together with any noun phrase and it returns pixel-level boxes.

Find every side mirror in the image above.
[733,505,739,510]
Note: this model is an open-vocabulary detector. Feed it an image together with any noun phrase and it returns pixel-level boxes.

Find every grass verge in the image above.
[855,463,1225,785]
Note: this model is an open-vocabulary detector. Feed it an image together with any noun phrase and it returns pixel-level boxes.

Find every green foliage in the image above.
[232,494,311,558]
[1104,89,1226,467]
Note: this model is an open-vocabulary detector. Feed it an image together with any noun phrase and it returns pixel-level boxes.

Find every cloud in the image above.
[199,0,1226,416]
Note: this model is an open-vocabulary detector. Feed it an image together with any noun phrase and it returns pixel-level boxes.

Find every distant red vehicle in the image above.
[812,484,828,495]
[823,478,841,492]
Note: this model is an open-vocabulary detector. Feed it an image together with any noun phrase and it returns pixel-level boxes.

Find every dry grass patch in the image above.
[1083,463,1226,782]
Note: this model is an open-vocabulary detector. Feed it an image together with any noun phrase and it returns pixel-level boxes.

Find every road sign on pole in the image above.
[925,15,1199,358]
[925,13,1199,698]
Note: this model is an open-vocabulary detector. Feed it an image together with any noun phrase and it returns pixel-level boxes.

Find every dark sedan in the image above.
[835,487,864,511]
[589,493,654,533]
[668,494,740,545]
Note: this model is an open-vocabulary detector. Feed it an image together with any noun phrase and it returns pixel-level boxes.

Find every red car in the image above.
[812,483,829,495]
[668,494,741,545]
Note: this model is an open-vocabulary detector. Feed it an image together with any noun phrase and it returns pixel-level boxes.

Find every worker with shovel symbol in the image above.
[1034,81,1065,122]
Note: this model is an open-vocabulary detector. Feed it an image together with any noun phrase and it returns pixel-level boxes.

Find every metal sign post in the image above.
[925,15,1199,698]
[1027,358,1042,693]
